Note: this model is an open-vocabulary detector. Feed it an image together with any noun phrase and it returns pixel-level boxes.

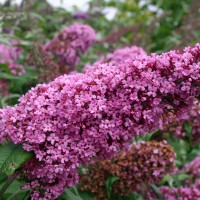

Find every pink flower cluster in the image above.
[146,156,200,200]
[0,44,200,199]
[183,156,200,181]
[45,23,96,66]
[99,45,147,65]
[157,180,200,200]
[170,100,200,142]
[79,141,176,200]
[84,45,147,72]
[0,40,24,75]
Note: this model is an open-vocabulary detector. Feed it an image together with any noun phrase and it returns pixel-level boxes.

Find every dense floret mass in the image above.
[146,154,200,200]
[167,100,200,142]
[183,156,200,181]
[79,141,176,200]
[45,23,96,66]
[0,44,200,199]
[147,179,200,200]
[84,45,147,72]
[97,45,147,65]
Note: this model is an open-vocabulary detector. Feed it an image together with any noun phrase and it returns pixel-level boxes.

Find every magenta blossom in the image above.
[84,45,147,72]
[183,156,200,181]
[157,179,200,200]
[0,44,200,199]
[45,23,96,67]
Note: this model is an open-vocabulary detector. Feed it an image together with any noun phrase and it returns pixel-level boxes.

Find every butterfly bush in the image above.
[84,45,147,72]
[0,40,24,75]
[146,179,200,200]
[0,44,200,199]
[45,23,96,67]
[146,155,200,200]
[183,156,200,181]
[79,141,176,200]
[167,100,200,142]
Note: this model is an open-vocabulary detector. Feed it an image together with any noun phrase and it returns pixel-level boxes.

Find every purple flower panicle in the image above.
[158,180,200,200]
[84,45,147,72]
[0,44,200,199]
[183,156,200,181]
[168,100,200,142]
[45,23,96,66]
[146,155,200,200]
[79,141,176,200]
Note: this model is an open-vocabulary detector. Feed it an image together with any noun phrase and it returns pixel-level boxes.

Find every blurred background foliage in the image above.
[0,0,199,199]
[0,0,199,85]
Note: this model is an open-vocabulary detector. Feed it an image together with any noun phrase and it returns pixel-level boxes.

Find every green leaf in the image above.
[146,129,160,141]
[29,12,45,22]
[70,186,79,196]
[1,94,21,107]
[172,173,190,187]
[61,188,84,200]
[0,73,19,80]
[1,189,29,200]
[105,176,118,199]
[126,192,144,200]
[0,63,11,74]
[149,184,163,200]
[161,174,174,187]
[0,37,11,46]
[177,173,190,182]
[0,143,33,176]
[183,122,193,141]
[112,191,144,200]
[78,191,93,200]
[0,179,29,200]
[0,173,7,184]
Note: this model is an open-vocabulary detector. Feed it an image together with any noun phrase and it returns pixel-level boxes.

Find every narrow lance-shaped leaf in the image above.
[105,176,118,199]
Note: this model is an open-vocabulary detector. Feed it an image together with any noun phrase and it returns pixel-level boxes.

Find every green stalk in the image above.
[0,173,17,199]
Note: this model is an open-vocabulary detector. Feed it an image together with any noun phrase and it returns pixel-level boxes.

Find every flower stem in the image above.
[0,173,17,199]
